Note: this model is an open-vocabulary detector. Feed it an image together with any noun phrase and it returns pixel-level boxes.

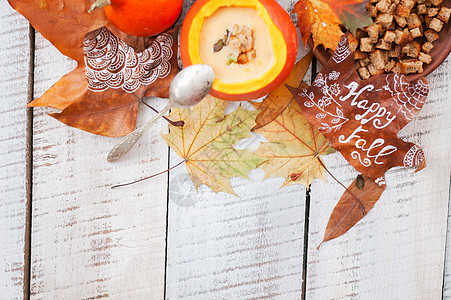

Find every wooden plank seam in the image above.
[441,175,451,299]
[301,57,318,300]
[24,24,35,300]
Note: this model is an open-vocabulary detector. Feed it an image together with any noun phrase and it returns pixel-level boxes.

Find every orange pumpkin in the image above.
[180,0,298,101]
[92,0,183,37]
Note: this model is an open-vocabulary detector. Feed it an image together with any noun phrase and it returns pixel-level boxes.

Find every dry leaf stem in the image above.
[316,156,365,215]
[111,160,185,189]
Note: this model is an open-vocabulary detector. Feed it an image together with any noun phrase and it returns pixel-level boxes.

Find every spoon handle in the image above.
[107,104,171,162]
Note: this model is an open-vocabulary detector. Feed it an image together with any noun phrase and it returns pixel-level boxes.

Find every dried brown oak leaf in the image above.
[254,98,334,188]
[319,174,385,247]
[293,0,373,50]
[161,96,265,195]
[9,0,178,137]
[287,34,428,188]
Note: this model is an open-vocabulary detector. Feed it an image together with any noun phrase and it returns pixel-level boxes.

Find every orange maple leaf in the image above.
[294,0,372,50]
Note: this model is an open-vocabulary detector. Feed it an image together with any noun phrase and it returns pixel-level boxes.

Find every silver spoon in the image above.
[107,64,214,162]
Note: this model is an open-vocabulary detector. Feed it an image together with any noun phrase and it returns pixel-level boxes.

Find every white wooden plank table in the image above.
[1,0,450,299]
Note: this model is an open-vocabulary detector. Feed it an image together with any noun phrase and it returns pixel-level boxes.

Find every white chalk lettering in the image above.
[355,103,396,129]
[338,125,368,144]
[340,82,374,104]
[340,82,396,129]
[338,126,398,167]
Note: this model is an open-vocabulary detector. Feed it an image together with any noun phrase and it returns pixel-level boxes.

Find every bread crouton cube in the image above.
[360,38,375,52]
[376,0,392,12]
[424,28,439,41]
[365,23,383,42]
[429,18,443,31]
[391,62,403,73]
[410,26,423,38]
[401,0,416,10]
[400,59,423,74]
[421,41,434,53]
[394,15,408,26]
[437,7,451,23]
[384,59,397,72]
[370,50,389,69]
[396,4,411,17]
[394,29,413,44]
[418,52,432,64]
[417,4,427,14]
[429,0,443,5]
[389,44,403,57]
[353,50,368,60]
[383,30,397,42]
[376,39,393,50]
[402,41,421,57]
[358,67,372,79]
[407,13,422,28]
[427,7,439,17]
[367,62,385,75]
[377,13,395,27]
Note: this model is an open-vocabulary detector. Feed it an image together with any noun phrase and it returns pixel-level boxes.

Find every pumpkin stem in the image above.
[88,0,111,13]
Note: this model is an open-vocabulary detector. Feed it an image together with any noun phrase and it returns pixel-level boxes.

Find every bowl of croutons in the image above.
[310,0,451,81]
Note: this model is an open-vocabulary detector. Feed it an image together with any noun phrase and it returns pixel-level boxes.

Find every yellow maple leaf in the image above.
[254,99,334,188]
[161,96,265,195]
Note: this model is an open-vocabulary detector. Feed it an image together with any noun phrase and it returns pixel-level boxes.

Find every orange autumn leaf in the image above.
[253,52,313,131]
[319,174,385,246]
[294,0,372,50]
[9,0,178,137]
[254,99,334,188]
